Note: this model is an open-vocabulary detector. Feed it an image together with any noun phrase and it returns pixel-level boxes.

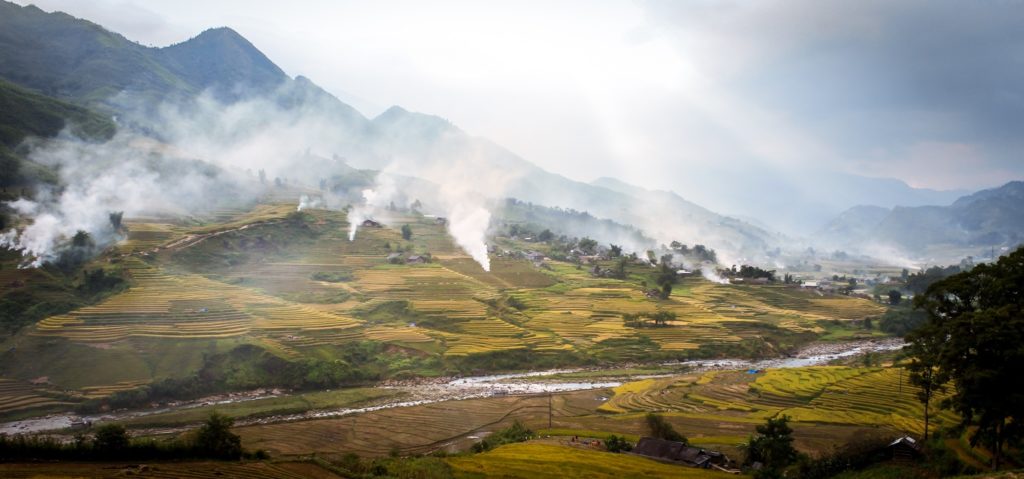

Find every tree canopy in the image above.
[907,247,1024,468]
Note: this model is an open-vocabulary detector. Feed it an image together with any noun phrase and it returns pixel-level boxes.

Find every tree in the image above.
[194,412,242,459]
[400,224,412,241]
[93,423,130,452]
[651,311,676,327]
[905,323,947,441]
[645,413,687,444]
[538,229,554,242]
[578,237,598,255]
[609,244,622,257]
[908,247,1024,469]
[606,435,633,453]
[888,290,902,305]
[655,255,676,299]
[108,211,124,232]
[744,415,798,478]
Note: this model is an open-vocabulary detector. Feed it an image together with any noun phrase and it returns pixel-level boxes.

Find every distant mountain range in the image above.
[817,181,1024,257]
[0,0,1016,266]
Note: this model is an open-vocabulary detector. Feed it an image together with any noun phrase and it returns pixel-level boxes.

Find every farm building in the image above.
[362,219,382,228]
[885,436,923,461]
[406,255,427,264]
[631,437,736,471]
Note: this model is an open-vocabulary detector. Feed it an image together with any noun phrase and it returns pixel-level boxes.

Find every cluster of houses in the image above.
[629,435,922,474]
[385,252,429,265]
[631,437,740,473]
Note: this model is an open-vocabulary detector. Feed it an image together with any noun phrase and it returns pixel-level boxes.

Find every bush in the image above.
[472,421,533,452]
[606,435,633,453]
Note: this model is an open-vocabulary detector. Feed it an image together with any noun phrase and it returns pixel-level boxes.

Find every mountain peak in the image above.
[159,26,287,97]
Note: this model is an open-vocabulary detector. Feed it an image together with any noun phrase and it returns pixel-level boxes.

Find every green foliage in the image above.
[887,290,902,305]
[401,223,413,240]
[92,423,130,452]
[193,412,242,459]
[908,246,1024,468]
[644,413,687,444]
[577,237,598,254]
[878,307,927,336]
[0,413,261,462]
[744,415,798,478]
[472,420,533,453]
[605,434,634,453]
[310,270,355,282]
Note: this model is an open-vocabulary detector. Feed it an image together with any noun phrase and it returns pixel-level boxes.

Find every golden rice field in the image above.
[239,394,558,456]
[6,206,894,401]
[446,441,744,479]
[599,366,955,437]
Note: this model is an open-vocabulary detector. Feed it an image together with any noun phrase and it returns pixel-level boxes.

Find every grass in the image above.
[445,441,745,478]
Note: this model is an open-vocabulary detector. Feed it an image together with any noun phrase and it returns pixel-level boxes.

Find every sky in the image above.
[14,0,1024,206]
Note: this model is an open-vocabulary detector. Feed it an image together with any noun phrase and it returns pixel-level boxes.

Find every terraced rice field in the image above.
[598,366,955,436]
[239,395,556,456]
[33,261,362,343]
[446,441,741,478]
[0,378,71,415]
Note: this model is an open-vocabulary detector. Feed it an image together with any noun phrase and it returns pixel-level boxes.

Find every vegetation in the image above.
[0,413,260,461]
[744,415,798,478]
[471,420,534,452]
[905,246,1024,469]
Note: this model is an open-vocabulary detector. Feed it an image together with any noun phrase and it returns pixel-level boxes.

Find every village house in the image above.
[406,255,427,264]
[631,437,738,472]
[362,219,382,228]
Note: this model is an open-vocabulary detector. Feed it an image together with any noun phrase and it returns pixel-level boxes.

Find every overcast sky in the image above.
[15,0,1024,196]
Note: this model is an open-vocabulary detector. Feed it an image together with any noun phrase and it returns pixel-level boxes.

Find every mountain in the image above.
[817,181,1024,259]
[0,1,786,261]
[157,27,287,100]
[0,77,115,188]
[815,205,891,247]
[682,164,969,236]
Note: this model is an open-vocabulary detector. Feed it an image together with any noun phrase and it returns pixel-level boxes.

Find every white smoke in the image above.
[700,266,731,284]
[297,194,324,211]
[447,202,491,271]
[347,188,377,241]
[0,133,251,266]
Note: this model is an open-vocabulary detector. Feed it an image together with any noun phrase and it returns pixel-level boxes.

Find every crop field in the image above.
[238,394,560,456]
[0,378,71,417]
[0,461,343,479]
[3,202,892,400]
[598,366,956,437]
[231,365,941,459]
[446,441,743,478]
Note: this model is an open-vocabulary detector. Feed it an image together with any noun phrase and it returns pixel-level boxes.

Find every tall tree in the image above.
[905,323,948,441]
[745,415,798,479]
[909,247,1024,469]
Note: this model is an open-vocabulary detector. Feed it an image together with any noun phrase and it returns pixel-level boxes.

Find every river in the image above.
[0,338,903,436]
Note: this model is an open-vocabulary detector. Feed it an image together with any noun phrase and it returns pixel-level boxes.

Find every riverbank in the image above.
[0,338,903,436]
